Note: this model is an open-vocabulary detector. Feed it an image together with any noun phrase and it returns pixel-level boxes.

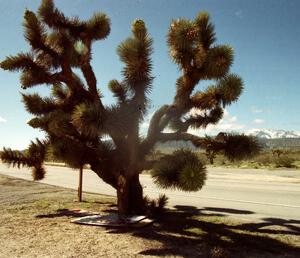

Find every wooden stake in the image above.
[78,166,83,202]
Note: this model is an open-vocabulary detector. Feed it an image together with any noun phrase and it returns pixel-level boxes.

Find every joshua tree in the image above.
[0,0,259,215]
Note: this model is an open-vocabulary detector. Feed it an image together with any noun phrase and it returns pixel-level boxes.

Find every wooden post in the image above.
[78,166,83,202]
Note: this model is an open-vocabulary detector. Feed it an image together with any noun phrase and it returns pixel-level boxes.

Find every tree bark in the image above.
[117,173,144,215]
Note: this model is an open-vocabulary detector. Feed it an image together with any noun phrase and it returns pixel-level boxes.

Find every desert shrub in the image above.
[274,156,295,168]
[196,152,207,164]
[144,194,169,218]
[213,154,228,166]
[254,153,272,166]
[288,150,300,161]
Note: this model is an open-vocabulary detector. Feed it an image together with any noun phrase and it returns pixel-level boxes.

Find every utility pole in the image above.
[78,165,83,202]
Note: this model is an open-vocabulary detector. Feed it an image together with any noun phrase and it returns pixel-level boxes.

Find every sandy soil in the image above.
[0,176,163,258]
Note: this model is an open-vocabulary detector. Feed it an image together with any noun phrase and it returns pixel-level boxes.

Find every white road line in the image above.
[144,189,300,209]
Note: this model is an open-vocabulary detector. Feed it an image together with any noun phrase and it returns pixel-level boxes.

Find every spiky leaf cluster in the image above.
[38,0,110,41]
[108,80,127,103]
[22,93,56,115]
[1,139,47,180]
[72,102,105,137]
[166,12,244,135]
[117,19,152,90]
[151,149,206,191]
[221,133,262,162]
[0,0,114,174]
[198,133,262,164]
[195,12,216,49]
[49,136,91,168]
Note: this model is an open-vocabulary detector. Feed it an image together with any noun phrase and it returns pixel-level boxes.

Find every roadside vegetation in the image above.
[202,149,300,169]
[148,149,300,170]
[1,175,299,258]
[7,147,297,170]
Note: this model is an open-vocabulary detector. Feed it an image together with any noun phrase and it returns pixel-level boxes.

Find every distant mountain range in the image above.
[248,129,300,149]
[155,129,300,151]
[247,129,300,139]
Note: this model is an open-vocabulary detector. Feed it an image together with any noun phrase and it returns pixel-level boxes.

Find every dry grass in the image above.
[0,175,299,258]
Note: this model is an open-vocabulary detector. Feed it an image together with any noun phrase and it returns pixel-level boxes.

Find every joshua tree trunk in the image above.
[117,173,144,215]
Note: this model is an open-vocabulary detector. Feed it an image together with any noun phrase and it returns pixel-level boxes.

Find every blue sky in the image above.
[0,0,299,149]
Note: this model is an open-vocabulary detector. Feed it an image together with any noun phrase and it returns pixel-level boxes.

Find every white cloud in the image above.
[141,112,154,129]
[227,116,237,122]
[140,109,246,137]
[141,120,150,129]
[253,119,265,124]
[251,106,263,113]
[162,128,174,133]
[188,109,245,136]
[188,107,206,117]
[200,121,245,133]
[235,10,243,19]
[0,116,7,123]
[223,110,237,122]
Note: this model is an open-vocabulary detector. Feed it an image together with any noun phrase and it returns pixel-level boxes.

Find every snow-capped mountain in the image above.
[247,129,300,139]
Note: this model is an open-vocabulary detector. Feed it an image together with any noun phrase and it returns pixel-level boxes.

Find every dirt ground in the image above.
[0,174,299,258]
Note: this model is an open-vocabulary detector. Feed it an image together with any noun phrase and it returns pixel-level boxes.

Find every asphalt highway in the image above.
[1,163,300,221]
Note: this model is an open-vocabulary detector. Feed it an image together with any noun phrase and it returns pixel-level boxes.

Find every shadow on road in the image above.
[203,206,254,215]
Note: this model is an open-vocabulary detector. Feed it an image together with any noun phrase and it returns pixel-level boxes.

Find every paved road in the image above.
[1,163,300,221]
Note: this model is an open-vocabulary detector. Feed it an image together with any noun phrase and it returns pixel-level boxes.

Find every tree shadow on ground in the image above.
[35,200,117,218]
[175,205,300,235]
[35,209,99,218]
[34,203,300,257]
[233,217,300,236]
[203,206,254,215]
[107,205,300,258]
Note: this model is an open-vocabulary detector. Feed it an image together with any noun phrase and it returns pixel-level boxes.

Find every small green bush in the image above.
[143,194,169,218]
[274,156,295,168]
[254,153,272,165]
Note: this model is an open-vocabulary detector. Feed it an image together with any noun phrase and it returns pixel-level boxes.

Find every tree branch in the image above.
[146,105,169,138]
[157,132,205,148]
[139,105,174,156]
[81,62,99,98]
